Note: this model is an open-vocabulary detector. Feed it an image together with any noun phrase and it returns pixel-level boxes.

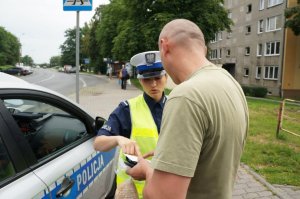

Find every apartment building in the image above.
[282,0,300,99]
[208,0,288,97]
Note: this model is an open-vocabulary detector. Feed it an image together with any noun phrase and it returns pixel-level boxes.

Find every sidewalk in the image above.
[71,75,300,199]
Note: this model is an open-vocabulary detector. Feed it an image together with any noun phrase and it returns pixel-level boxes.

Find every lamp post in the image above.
[18,33,25,67]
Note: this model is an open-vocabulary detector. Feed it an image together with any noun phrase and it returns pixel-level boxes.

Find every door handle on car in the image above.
[56,176,75,198]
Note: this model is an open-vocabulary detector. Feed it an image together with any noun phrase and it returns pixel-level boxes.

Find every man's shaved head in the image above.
[159,19,206,49]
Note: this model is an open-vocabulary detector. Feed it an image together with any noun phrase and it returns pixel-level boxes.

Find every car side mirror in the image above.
[94,116,106,132]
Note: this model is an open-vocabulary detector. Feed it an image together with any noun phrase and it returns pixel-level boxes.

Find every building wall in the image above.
[282,0,300,99]
[209,0,286,96]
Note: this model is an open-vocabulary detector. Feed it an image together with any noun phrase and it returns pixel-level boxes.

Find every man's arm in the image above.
[127,158,191,199]
[144,169,191,199]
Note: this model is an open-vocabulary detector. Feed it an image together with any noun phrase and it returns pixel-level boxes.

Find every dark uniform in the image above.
[98,93,167,138]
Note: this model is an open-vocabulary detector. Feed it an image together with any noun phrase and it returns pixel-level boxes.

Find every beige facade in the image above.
[282,0,300,99]
[209,0,287,96]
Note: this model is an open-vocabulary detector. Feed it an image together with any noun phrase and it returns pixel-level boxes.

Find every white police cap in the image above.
[130,51,166,79]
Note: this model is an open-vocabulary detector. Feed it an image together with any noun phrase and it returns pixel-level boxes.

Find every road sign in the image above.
[63,0,93,11]
[84,58,90,64]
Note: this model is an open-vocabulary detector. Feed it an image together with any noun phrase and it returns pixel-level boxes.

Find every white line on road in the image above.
[34,74,55,84]
[80,77,87,87]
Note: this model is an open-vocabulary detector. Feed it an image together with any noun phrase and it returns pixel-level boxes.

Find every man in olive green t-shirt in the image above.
[127,19,249,199]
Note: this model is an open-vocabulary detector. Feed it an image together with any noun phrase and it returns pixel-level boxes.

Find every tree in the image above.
[50,55,61,67]
[21,55,34,66]
[0,26,21,66]
[60,25,90,67]
[90,0,232,63]
[60,28,77,66]
[285,0,300,35]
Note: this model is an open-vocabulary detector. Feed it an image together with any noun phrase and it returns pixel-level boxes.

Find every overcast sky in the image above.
[0,0,110,64]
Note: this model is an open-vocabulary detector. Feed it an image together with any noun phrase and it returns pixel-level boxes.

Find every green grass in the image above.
[242,98,300,186]
[0,65,14,70]
[131,79,300,186]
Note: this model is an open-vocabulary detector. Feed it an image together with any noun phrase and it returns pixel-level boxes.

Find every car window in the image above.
[3,99,89,160]
[0,137,15,182]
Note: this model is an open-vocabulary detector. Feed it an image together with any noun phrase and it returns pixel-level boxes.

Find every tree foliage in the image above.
[0,26,21,66]
[61,0,232,72]
[21,55,34,66]
[60,28,76,66]
[60,25,90,67]
[50,55,61,67]
[285,0,300,35]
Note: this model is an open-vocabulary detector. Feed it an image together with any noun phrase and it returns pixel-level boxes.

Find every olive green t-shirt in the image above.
[151,65,249,199]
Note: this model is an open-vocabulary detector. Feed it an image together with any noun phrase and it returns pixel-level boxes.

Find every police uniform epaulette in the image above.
[121,100,129,106]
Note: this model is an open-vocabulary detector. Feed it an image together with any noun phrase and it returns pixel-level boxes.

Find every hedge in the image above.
[242,85,268,98]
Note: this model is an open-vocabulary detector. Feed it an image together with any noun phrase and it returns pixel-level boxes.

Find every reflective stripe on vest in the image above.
[117,94,158,198]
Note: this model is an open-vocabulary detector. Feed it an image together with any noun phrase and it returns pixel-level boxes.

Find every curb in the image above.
[240,163,292,199]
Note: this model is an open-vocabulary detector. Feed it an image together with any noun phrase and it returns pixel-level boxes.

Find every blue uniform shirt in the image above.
[97,93,167,138]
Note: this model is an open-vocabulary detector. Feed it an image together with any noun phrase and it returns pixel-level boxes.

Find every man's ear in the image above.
[160,38,169,57]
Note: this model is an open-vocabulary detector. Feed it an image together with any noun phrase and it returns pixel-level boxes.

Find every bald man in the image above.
[127,19,249,199]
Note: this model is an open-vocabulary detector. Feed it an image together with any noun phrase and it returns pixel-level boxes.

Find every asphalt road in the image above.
[20,68,106,96]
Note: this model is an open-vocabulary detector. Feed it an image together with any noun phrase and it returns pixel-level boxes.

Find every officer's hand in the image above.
[117,136,141,156]
[126,156,150,181]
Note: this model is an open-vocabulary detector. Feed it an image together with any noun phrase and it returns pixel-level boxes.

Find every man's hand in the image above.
[117,136,141,156]
[126,156,152,181]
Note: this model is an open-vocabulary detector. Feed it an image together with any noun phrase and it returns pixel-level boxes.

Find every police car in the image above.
[0,72,117,198]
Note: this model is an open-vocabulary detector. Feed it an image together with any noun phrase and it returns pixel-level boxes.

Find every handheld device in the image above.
[124,154,138,168]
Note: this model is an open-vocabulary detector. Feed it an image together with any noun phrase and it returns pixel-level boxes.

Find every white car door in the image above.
[0,93,116,199]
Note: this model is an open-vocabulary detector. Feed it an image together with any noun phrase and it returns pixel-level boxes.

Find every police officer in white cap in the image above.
[94,51,167,198]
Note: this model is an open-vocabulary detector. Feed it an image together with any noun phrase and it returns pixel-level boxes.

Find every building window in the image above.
[256,66,262,79]
[210,32,222,43]
[268,0,283,7]
[210,49,218,60]
[257,44,263,56]
[246,25,251,34]
[259,0,264,10]
[226,49,231,56]
[219,49,222,59]
[227,31,232,38]
[228,11,232,19]
[218,32,222,41]
[244,68,249,77]
[258,20,264,33]
[245,47,250,55]
[247,4,252,13]
[266,15,282,32]
[265,41,280,56]
[264,66,279,80]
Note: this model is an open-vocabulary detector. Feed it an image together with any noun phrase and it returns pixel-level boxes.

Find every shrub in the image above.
[253,86,268,97]
[242,85,268,98]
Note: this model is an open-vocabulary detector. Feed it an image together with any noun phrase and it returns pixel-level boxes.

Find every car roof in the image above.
[0,72,89,114]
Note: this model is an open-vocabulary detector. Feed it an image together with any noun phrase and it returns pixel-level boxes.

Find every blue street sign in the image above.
[84,58,90,64]
[63,0,93,11]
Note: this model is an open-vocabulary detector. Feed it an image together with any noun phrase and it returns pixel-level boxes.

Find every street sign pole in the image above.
[63,0,93,104]
[76,11,80,103]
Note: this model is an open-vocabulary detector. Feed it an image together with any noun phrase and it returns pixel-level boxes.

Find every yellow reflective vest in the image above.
[117,94,159,198]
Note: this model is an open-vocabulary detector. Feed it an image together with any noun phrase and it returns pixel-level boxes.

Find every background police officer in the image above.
[94,51,167,198]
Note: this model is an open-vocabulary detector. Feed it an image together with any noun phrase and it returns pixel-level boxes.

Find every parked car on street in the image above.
[64,65,72,73]
[23,66,34,75]
[0,72,117,199]
[1,67,26,76]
